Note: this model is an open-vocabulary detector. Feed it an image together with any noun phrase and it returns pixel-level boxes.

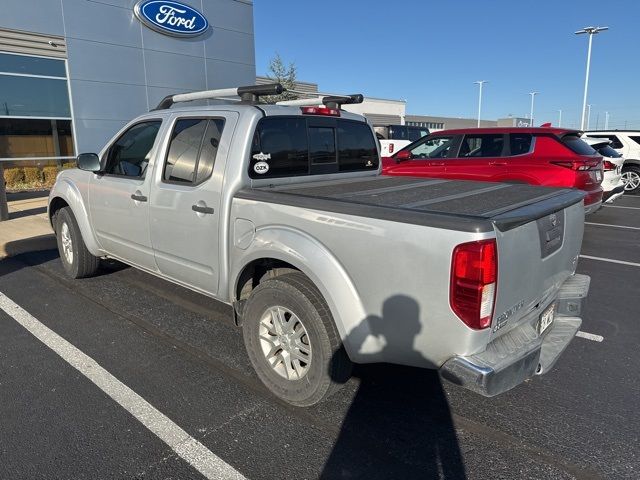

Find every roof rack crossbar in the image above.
[276,94,364,109]
[153,83,285,110]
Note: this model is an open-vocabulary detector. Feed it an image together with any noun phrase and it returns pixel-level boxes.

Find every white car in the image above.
[582,136,625,203]
[585,130,640,194]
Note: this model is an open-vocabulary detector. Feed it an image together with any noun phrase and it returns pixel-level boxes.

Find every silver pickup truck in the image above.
[48,84,590,406]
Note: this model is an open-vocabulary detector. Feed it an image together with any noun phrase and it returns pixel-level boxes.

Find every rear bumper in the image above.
[583,200,602,215]
[440,274,590,397]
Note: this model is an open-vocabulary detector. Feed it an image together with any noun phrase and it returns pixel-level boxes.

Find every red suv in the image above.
[382,127,604,213]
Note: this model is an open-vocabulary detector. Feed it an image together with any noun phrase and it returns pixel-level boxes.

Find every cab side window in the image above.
[163,118,225,185]
[104,121,162,177]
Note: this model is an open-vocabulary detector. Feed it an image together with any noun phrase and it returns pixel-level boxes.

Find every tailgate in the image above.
[490,198,585,340]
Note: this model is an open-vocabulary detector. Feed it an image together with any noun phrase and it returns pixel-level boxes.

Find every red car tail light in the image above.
[551,159,600,171]
[602,160,616,171]
[301,106,340,116]
[450,239,497,330]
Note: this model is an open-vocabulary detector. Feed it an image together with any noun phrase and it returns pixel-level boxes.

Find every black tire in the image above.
[242,272,352,406]
[55,207,100,279]
[622,164,640,194]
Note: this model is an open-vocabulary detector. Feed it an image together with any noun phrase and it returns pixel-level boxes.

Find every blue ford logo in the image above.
[134,0,208,37]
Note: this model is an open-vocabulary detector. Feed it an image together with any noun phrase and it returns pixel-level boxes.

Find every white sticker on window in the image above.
[253,161,269,174]
[252,152,271,161]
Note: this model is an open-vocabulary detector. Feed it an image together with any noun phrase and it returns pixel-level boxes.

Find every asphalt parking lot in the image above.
[1,195,639,480]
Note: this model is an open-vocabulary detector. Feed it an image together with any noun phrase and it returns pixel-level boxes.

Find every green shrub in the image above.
[61,161,76,170]
[3,167,24,188]
[23,166,42,184]
[43,166,59,186]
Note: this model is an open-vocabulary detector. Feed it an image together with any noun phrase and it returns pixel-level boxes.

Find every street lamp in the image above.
[575,26,608,130]
[587,104,592,130]
[605,111,610,129]
[558,109,563,127]
[528,92,538,127]
[474,80,487,128]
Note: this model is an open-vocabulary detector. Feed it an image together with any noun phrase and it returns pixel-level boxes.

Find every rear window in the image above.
[597,145,621,158]
[561,135,597,155]
[630,136,640,146]
[249,116,378,179]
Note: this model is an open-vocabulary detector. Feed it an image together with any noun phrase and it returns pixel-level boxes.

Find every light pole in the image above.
[575,26,608,130]
[528,92,538,127]
[605,111,610,129]
[474,80,487,128]
[558,109,563,127]
[587,104,592,130]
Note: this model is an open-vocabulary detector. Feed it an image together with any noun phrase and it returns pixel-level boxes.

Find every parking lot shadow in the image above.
[322,295,466,479]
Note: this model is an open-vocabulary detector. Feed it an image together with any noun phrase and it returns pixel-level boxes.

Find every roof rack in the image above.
[276,94,364,109]
[153,83,285,110]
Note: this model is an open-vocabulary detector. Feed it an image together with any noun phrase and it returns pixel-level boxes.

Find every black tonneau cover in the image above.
[236,176,585,233]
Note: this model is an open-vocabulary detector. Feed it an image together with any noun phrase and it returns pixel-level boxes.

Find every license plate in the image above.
[538,303,555,335]
[595,170,603,182]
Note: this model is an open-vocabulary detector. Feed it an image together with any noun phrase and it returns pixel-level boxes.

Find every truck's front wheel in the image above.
[242,272,352,406]
[55,207,100,279]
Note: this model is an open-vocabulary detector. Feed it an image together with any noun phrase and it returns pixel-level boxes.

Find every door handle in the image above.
[192,204,215,214]
[130,193,147,202]
[429,162,445,166]
[489,161,507,166]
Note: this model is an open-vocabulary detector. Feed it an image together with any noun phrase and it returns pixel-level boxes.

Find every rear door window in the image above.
[163,118,225,185]
[509,133,533,155]
[459,134,505,157]
[249,117,378,178]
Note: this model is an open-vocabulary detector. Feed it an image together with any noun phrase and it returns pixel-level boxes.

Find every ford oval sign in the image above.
[134,0,208,37]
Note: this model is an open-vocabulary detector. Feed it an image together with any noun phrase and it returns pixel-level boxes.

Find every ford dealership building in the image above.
[0,0,255,164]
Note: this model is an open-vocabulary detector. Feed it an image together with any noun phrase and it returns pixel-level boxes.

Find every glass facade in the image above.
[0,52,74,165]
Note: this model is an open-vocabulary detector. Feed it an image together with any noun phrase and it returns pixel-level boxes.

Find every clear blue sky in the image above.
[254,0,639,129]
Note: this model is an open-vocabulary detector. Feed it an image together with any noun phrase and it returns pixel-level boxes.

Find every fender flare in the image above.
[230,225,376,362]
[49,178,102,256]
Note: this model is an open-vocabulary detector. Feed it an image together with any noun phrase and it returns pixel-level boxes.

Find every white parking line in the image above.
[0,292,246,480]
[585,222,640,231]
[576,331,604,342]
[604,205,640,210]
[579,254,640,268]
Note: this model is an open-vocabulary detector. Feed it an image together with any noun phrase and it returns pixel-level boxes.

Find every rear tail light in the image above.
[450,239,497,330]
[301,106,340,116]
[602,160,616,171]
[551,159,600,171]
[389,143,395,154]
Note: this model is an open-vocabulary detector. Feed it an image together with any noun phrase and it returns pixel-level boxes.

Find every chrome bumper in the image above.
[440,274,590,397]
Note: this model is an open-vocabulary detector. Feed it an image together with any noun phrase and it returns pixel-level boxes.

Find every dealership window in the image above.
[0,52,74,166]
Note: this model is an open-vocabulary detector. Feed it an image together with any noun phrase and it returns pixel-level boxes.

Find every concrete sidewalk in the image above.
[0,193,56,259]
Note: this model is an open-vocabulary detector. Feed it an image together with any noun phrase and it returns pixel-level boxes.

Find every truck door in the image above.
[88,119,163,270]
[149,112,238,296]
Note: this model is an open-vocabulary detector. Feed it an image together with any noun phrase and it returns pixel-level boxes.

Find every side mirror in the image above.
[394,150,412,162]
[77,153,101,172]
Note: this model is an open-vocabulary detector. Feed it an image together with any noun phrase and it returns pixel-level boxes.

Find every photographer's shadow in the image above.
[321,295,466,479]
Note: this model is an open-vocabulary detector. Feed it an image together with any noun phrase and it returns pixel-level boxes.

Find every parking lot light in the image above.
[474,81,488,128]
[575,26,609,131]
[529,92,538,127]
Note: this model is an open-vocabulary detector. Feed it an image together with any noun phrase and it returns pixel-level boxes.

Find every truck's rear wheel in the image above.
[242,272,352,406]
[55,207,100,279]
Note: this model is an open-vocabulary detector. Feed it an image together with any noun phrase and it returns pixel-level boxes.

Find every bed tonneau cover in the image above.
[236,176,585,232]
